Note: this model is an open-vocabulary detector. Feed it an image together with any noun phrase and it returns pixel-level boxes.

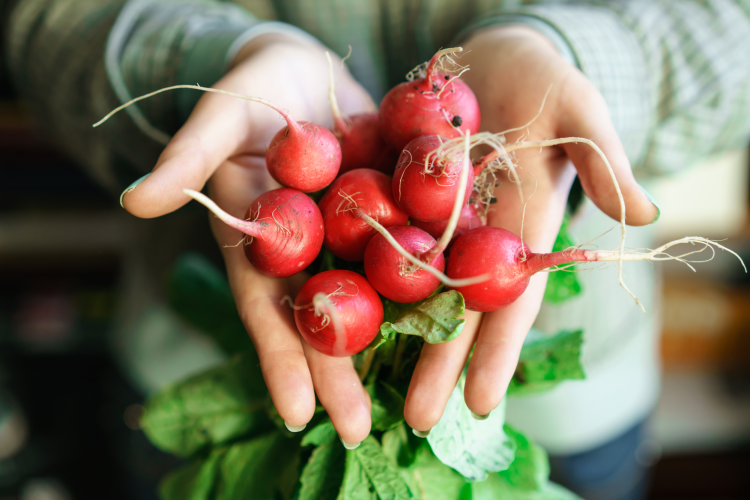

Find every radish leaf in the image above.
[367,381,406,431]
[169,253,252,355]
[299,438,346,500]
[499,425,549,491]
[141,353,271,457]
[508,329,585,396]
[213,432,300,500]
[302,420,337,447]
[159,447,226,500]
[427,375,514,481]
[379,291,466,345]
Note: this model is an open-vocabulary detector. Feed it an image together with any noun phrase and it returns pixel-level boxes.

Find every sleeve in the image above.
[459,0,750,178]
[3,0,314,194]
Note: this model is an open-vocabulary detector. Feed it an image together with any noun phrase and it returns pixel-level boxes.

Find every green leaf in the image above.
[381,423,417,468]
[499,425,549,491]
[427,375,515,481]
[543,217,582,304]
[299,438,346,500]
[508,329,585,396]
[168,253,251,355]
[141,354,270,457]
[337,445,378,500]
[214,431,300,500]
[354,436,414,499]
[367,381,406,431]
[472,474,582,500]
[380,291,466,344]
[405,444,469,500]
[302,420,338,447]
[158,447,225,500]
[337,436,414,499]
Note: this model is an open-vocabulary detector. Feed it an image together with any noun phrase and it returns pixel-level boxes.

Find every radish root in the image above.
[418,131,472,263]
[94,85,300,131]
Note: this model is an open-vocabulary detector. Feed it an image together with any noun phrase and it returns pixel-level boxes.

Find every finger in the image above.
[302,341,371,447]
[463,275,546,416]
[404,311,482,433]
[556,77,658,226]
[462,152,573,416]
[122,80,276,219]
[209,160,315,429]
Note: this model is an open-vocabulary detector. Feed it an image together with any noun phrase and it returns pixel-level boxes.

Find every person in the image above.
[4,0,750,498]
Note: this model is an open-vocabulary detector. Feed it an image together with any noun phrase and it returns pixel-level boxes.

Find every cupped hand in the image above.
[404,26,658,432]
[121,35,376,446]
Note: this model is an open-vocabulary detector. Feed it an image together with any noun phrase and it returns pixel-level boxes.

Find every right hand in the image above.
[121,35,377,446]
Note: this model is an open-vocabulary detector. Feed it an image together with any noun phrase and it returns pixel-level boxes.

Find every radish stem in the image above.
[183,188,266,239]
[419,132,471,263]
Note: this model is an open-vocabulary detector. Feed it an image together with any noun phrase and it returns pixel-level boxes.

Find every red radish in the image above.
[362,131,484,301]
[293,270,383,357]
[392,135,474,222]
[325,53,398,175]
[319,169,408,261]
[333,113,399,175]
[266,117,341,193]
[364,226,445,303]
[448,226,745,312]
[183,188,324,278]
[93,85,341,193]
[411,203,485,253]
[379,47,480,151]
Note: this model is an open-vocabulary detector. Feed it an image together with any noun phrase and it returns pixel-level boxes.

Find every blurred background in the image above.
[1,54,750,500]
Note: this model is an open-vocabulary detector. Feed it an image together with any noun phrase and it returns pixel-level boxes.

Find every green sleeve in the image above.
[3,0,288,193]
[460,0,750,176]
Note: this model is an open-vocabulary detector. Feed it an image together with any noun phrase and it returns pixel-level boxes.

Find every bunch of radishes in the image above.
[98,47,744,360]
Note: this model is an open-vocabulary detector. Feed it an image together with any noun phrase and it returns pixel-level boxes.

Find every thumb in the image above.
[121,90,249,219]
[556,84,658,226]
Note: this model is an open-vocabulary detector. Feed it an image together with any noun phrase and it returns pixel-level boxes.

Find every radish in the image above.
[94,85,341,193]
[361,132,486,301]
[318,168,408,261]
[292,270,383,357]
[379,47,480,151]
[364,226,445,303]
[392,135,474,222]
[325,53,398,175]
[411,202,486,253]
[182,188,324,278]
[448,226,745,312]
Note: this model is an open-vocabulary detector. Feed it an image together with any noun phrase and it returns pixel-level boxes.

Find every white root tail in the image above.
[94,85,294,128]
[587,237,746,271]
[325,51,344,125]
[419,131,471,262]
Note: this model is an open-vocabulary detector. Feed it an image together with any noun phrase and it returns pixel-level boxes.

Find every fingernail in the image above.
[284,421,306,433]
[120,173,151,208]
[412,428,431,438]
[471,411,490,421]
[638,183,660,224]
[340,436,361,450]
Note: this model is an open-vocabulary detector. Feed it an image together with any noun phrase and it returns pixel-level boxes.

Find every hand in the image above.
[121,35,377,446]
[404,26,658,430]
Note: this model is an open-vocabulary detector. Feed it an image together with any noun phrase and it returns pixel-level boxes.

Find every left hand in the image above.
[403,26,659,430]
